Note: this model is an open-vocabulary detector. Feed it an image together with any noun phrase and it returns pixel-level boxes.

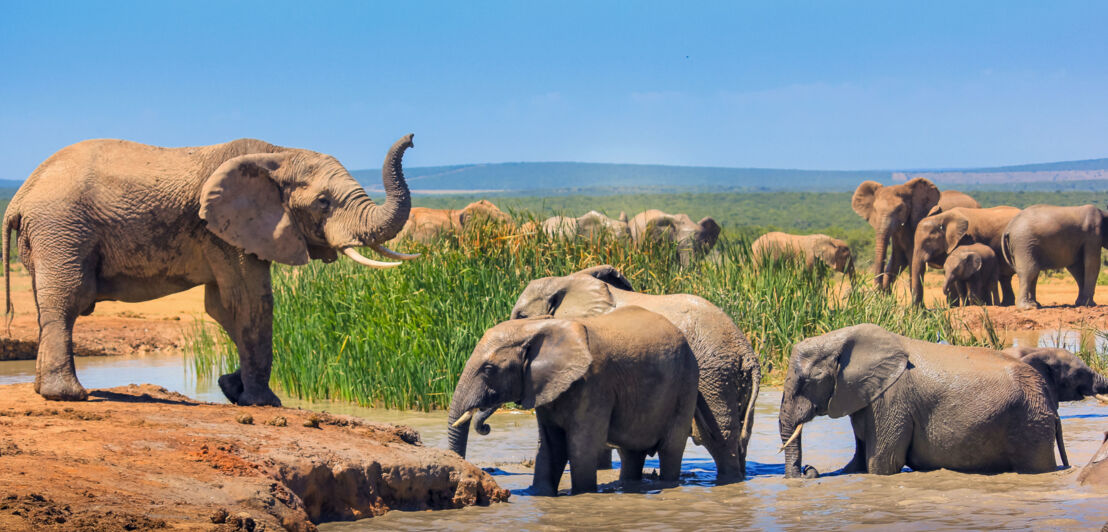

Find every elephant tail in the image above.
[1000,231,1014,268]
[1056,416,1069,468]
[2,210,18,336]
[739,350,762,455]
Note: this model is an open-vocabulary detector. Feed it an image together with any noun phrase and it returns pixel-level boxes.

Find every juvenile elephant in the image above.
[910,206,1020,306]
[1078,432,1108,488]
[3,135,418,404]
[1002,346,1108,405]
[395,199,510,242]
[942,243,1000,306]
[1001,204,1107,309]
[508,265,759,482]
[628,209,721,266]
[542,211,629,240]
[751,232,854,273]
[446,307,699,495]
[852,178,979,290]
[780,324,1065,478]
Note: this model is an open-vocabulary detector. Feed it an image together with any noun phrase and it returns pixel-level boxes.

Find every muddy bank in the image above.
[0,383,508,531]
[0,317,188,361]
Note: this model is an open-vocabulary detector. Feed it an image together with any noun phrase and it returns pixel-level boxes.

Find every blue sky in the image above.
[1,1,1106,177]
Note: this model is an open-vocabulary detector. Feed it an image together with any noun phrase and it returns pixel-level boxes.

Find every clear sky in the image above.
[2,1,1106,178]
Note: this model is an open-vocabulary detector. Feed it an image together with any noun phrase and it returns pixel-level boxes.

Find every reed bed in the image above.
[187,216,1013,410]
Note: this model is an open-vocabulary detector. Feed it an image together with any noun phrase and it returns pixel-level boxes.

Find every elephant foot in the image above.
[785,465,820,479]
[236,387,282,407]
[803,465,819,478]
[1076,298,1097,307]
[1016,300,1041,310]
[38,373,88,402]
[218,371,244,404]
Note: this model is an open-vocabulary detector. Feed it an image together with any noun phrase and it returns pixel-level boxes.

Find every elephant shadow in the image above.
[88,389,200,407]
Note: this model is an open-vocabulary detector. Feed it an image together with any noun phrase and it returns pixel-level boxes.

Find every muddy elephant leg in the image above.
[658,416,691,483]
[1016,262,1042,309]
[693,391,744,483]
[205,251,280,406]
[841,411,868,474]
[861,404,912,475]
[32,257,95,401]
[567,418,608,494]
[618,449,646,483]
[531,415,568,496]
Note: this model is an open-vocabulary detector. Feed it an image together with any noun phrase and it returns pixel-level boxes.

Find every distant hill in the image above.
[353,158,1108,194]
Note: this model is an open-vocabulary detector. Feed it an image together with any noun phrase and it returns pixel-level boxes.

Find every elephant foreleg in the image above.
[566,419,608,494]
[841,411,868,474]
[998,272,1016,306]
[861,402,912,475]
[531,418,568,496]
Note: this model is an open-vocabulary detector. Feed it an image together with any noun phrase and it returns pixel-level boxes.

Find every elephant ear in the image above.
[852,181,883,222]
[554,276,617,317]
[826,326,910,418]
[200,153,310,265]
[698,217,722,247]
[927,205,943,217]
[963,252,983,275]
[521,320,593,409]
[576,265,634,292]
[906,178,941,226]
[944,215,972,253]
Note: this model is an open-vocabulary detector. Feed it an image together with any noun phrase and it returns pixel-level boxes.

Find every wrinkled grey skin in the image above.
[751,232,854,273]
[3,135,415,405]
[1002,346,1108,406]
[1001,204,1107,309]
[910,206,1020,306]
[852,178,979,290]
[941,243,1000,306]
[1078,432,1108,487]
[628,209,721,266]
[542,210,629,240]
[780,324,1063,478]
[505,265,759,483]
[446,307,699,495]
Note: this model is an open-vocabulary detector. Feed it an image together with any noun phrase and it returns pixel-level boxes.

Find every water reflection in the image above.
[1007,328,1108,355]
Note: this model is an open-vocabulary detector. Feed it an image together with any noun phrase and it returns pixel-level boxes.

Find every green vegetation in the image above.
[187,218,1006,410]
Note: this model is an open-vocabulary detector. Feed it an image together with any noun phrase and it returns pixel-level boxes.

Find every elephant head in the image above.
[456,200,511,229]
[779,324,909,478]
[911,208,971,303]
[941,247,982,303]
[630,209,721,266]
[852,178,940,288]
[815,237,854,274]
[446,318,593,458]
[1003,346,1108,404]
[510,265,633,320]
[199,135,418,268]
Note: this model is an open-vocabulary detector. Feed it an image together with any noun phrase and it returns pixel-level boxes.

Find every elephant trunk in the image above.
[910,250,927,306]
[445,370,499,458]
[873,221,894,289]
[779,388,816,479]
[1093,372,1108,402]
[355,134,414,246]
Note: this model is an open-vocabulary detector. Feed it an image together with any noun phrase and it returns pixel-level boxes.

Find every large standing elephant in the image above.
[780,324,1064,478]
[446,307,699,495]
[910,206,1020,306]
[852,178,979,290]
[941,243,1000,306]
[1002,204,1107,309]
[751,232,854,273]
[1002,346,1108,405]
[628,210,721,266]
[394,199,510,242]
[3,135,417,405]
[507,265,759,482]
[542,210,628,240]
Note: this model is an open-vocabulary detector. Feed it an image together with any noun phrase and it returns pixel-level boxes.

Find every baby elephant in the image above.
[751,232,854,273]
[447,306,699,495]
[942,243,1000,306]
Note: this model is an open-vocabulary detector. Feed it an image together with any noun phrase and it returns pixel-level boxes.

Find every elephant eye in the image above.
[315,197,332,212]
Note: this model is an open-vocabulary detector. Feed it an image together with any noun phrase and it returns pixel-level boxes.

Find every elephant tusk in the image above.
[452,408,477,428]
[370,243,420,261]
[342,247,401,269]
[779,424,804,454]
[1096,394,1108,404]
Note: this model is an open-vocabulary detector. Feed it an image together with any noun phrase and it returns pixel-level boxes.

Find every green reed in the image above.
[186,216,995,409]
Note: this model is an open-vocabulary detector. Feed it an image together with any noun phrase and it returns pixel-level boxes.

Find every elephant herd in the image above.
[3,136,1106,498]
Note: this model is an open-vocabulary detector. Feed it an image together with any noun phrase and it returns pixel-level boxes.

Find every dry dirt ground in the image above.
[0,383,508,531]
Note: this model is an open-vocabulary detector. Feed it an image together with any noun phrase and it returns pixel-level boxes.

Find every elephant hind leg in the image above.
[32,257,96,401]
[693,391,744,483]
[1071,243,1100,306]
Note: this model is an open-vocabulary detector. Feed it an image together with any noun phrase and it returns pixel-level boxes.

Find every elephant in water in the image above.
[852,178,979,290]
[447,307,699,495]
[3,135,418,405]
[910,206,1020,306]
[542,210,628,240]
[751,232,854,273]
[628,209,720,266]
[780,324,1066,478]
[1001,204,1107,309]
[504,265,759,483]
[941,243,1000,306]
[394,199,511,242]
[1078,432,1108,488]
[1002,346,1108,406]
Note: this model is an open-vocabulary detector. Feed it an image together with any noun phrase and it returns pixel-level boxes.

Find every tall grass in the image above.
[186,217,1004,410]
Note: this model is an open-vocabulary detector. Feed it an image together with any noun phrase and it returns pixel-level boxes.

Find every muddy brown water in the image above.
[0,344,1105,530]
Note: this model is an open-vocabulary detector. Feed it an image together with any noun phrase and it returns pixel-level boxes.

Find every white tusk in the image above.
[343,247,401,269]
[778,424,804,454]
[370,243,420,261]
[452,408,478,428]
[1096,394,1108,404]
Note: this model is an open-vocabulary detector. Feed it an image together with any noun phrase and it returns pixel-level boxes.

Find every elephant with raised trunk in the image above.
[910,206,1020,306]
[1001,204,1107,309]
[446,307,699,495]
[751,232,854,273]
[629,210,721,266]
[852,178,978,290]
[780,324,1065,478]
[3,135,418,405]
[507,265,759,483]
[542,210,629,240]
